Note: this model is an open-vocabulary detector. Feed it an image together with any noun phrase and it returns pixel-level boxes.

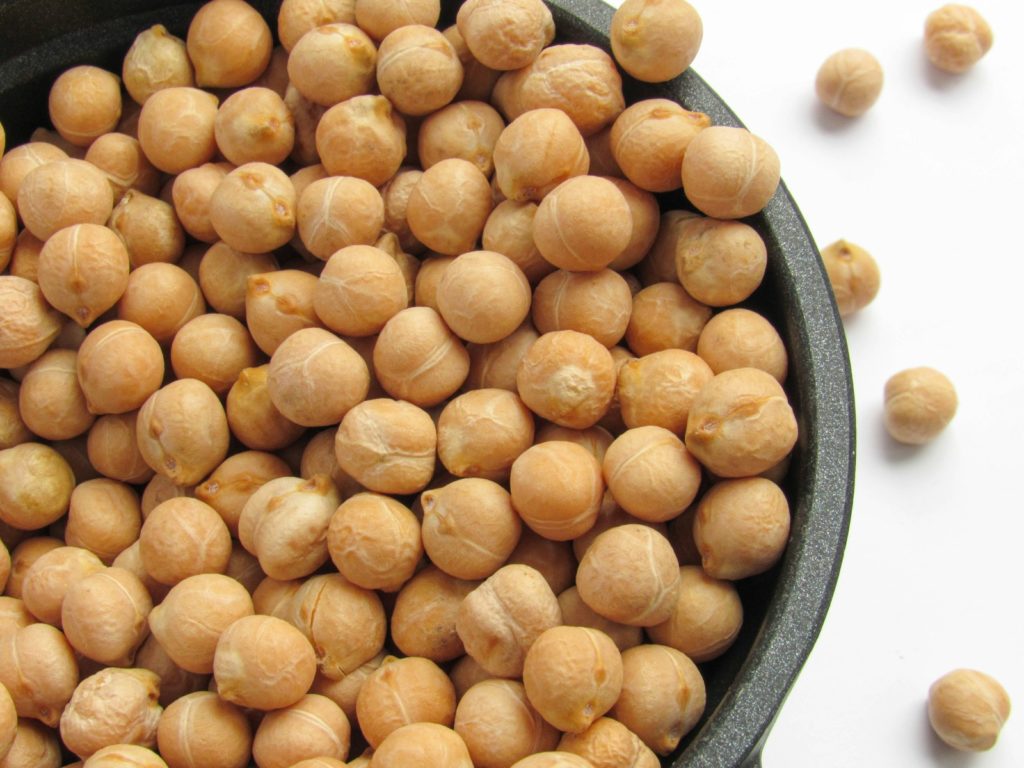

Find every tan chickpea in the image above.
[421,478,522,580]
[616,349,713,436]
[492,109,589,202]
[48,65,122,147]
[390,566,477,663]
[61,567,152,666]
[682,126,780,219]
[355,656,456,749]
[212,87,294,167]
[0,444,75,532]
[928,668,1010,751]
[0,683,14,760]
[111,191,187,269]
[456,564,562,677]
[297,177,383,261]
[245,269,322,356]
[65,479,141,563]
[609,100,709,193]
[16,349,92,441]
[300,428,363,497]
[156,691,252,768]
[354,0,440,40]
[371,722,472,768]
[924,4,993,73]
[522,625,622,734]
[0,277,61,370]
[380,168,424,254]
[675,217,767,306]
[84,133,160,202]
[611,0,702,83]
[455,679,559,768]
[413,255,454,312]
[1,718,62,768]
[209,162,296,253]
[327,492,421,592]
[815,48,884,117]
[697,308,788,384]
[436,388,534,481]
[36,224,126,328]
[138,497,231,585]
[0,622,79,726]
[557,586,642,652]
[436,250,530,344]
[820,239,881,316]
[117,263,205,345]
[373,307,470,406]
[612,644,705,755]
[76,321,164,415]
[418,101,504,175]
[251,694,350,768]
[194,451,291,537]
[137,87,219,174]
[884,366,959,444]
[197,243,277,319]
[504,529,576,595]
[278,0,357,50]
[313,245,407,337]
[226,365,307,451]
[169,314,259,396]
[6,231,42,284]
[0,194,14,274]
[0,379,30,451]
[456,0,553,71]
[510,441,604,541]
[315,95,406,186]
[558,717,659,768]
[4,538,63,600]
[647,565,743,663]
[17,159,112,241]
[625,282,711,356]
[466,322,539,393]
[0,142,67,212]
[60,667,162,759]
[407,160,492,257]
[122,24,194,105]
[310,651,386,724]
[531,270,632,349]
[187,0,271,87]
[171,164,231,244]
[140,474,193,518]
[602,427,701,523]
[536,424,614,467]
[378,27,460,117]
[284,85,326,167]
[82,744,168,768]
[482,201,554,284]
[134,633,209,706]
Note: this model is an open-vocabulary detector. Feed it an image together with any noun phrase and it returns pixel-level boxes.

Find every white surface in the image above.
[602,0,1024,765]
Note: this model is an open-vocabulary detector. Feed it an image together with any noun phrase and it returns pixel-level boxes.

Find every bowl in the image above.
[0,0,856,765]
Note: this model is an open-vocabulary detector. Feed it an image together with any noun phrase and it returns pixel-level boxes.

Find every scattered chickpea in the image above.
[83,132,160,202]
[883,366,958,445]
[532,176,632,272]
[355,655,456,749]
[492,109,590,202]
[277,0,357,51]
[37,224,127,329]
[697,308,789,384]
[0,142,68,212]
[408,160,493,257]
[327,492,423,592]
[924,4,993,73]
[354,0,440,41]
[156,691,252,768]
[171,163,231,244]
[59,667,162,760]
[4,537,63,600]
[820,239,881,316]
[436,387,534,481]
[610,99,710,193]
[297,176,384,261]
[117,263,205,345]
[536,423,614,465]
[186,0,272,88]
[625,282,712,357]
[456,0,553,71]
[377,25,463,116]
[226,365,307,452]
[508,754,594,768]
[373,307,470,406]
[681,126,781,219]
[611,0,702,83]
[0,621,79,726]
[510,440,604,541]
[419,100,504,175]
[214,87,295,166]
[138,497,232,585]
[244,269,322,356]
[815,48,884,117]
[602,427,702,522]
[299,428,362,497]
[48,66,122,147]
[0,379,30,451]
[370,722,473,768]
[466,321,539,393]
[0,277,62,370]
[76,320,163,415]
[137,87,219,174]
[62,567,152,666]
[63,479,141,564]
[122,24,194,105]
[557,717,660,768]
[0,443,76,532]
[315,95,406,186]
[436,250,530,343]
[311,652,386,723]
[455,679,559,768]
[112,191,187,269]
[928,669,1011,751]
[169,314,259,396]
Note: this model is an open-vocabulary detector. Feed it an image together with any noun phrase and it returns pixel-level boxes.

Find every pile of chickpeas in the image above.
[0,0,806,766]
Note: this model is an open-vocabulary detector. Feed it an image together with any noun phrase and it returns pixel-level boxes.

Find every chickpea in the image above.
[245,270,322,356]
[61,567,152,666]
[492,109,589,203]
[380,168,425,254]
[137,87,219,174]
[0,277,61,370]
[1,719,61,768]
[602,427,701,523]
[558,717,659,768]
[122,24,194,105]
[113,192,187,270]
[697,309,787,385]
[883,366,958,445]
[194,451,290,536]
[375,25,462,117]
[354,0,440,41]
[134,634,207,708]
[17,159,112,241]
[355,656,456,749]
[4,538,62,600]
[924,5,993,73]
[674,217,767,306]
[327,492,421,592]
[681,126,780,219]
[65,479,141,563]
[37,225,125,328]
[407,160,492,256]
[412,255,454,312]
[15,350,91,441]
[455,679,559,768]
[373,307,470,406]
[0,380,30,451]
[82,745,168,768]
[531,270,632,349]
[195,248,272,322]
[315,95,406,186]
[820,239,881,316]
[313,245,407,338]
[625,282,711,356]
[278,0,357,51]
[116,264,205,346]
[557,586,642,652]
[616,349,713,436]
[186,0,272,87]
[155,691,251,768]
[140,475,193,518]
[418,101,504,175]
[171,164,231,244]
[209,162,296,253]
[335,398,435,494]
[0,443,75,532]
[0,195,14,274]
[645,565,741,663]
[0,684,13,760]
[288,760,348,768]
[510,441,604,541]
[466,322,539,393]
[60,667,162,759]
[610,100,709,194]
[509,754,593,768]
[456,0,554,71]
[75,321,162,415]
[284,85,326,167]
[300,428,363,497]
[436,250,530,343]
[139,497,232,585]
[253,694,350,768]
[928,668,1011,751]
[536,424,614,466]
[611,0,702,83]
[226,365,307,451]
[169,314,259,396]
[0,142,68,212]
[482,201,554,284]
[214,87,294,166]
[815,48,884,118]
[371,722,472,768]
[390,566,477,663]
[83,133,160,203]
[48,66,122,147]
[310,652,386,723]
[436,388,534,481]
[0,622,79,726]
[297,177,385,261]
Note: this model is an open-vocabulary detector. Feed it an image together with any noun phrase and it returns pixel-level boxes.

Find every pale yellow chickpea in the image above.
[140,475,193,518]
[536,424,614,466]
[0,622,79,726]
[449,655,492,701]
[1,719,62,768]
[482,201,554,284]
[602,427,702,523]
[60,667,162,759]
[557,586,642,652]
[611,0,702,83]
[455,679,559,768]
[0,277,62,370]
[4,537,62,600]
[647,565,743,663]
[436,388,534,481]
[194,451,291,537]
[697,308,788,384]
[390,566,477,663]
[510,441,604,541]
[883,366,958,444]
[36,223,128,328]
[76,320,164,415]
[439,251,530,343]
[355,655,456,749]
[456,0,554,71]
[0,379,31,451]
[61,567,152,666]
[278,0,357,50]
[315,95,406,186]
[466,322,539,393]
[675,217,768,306]
[532,270,632,348]
[626,282,711,356]
[610,100,709,193]
[558,717,659,768]
[209,162,296,254]
[313,245,407,337]
[928,668,1010,751]
[0,444,76,532]
[281,85,325,167]
[169,314,260,396]
[380,168,425,254]
[421,478,522,580]
[456,564,562,678]
[924,5,993,73]
[83,133,161,203]
[820,239,881,316]
[17,159,113,241]
[408,161,493,257]
[137,87,219,174]
[187,0,272,87]
[492,109,589,202]
[297,176,384,260]
[0,195,14,273]
[16,349,93,441]
[138,497,232,585]
[65,479,141,563]
[82,744,168,768]
[693,477,791,581]
[523,625,622,734]
[111,191,187,269]
[354,0,440,41]
[253,694,351,768]
[122,24,195,105]
[0,142,68,213]
[134,633,207,706]
[300,428,363,497]
[327,492,422,592]
[373,307,470,406]
[815,48,884,118]
[245,269,323,356]
[48,66,122,147]
[7,230,45,283]
[156,691,252,768]
[413,255,454,312]
[370,722,472,768]
[226,365,307,451]
[418,100,504,175]
[681,126,780,219]
[617,349,713,435]
[117,263,205,346]
[172,163,231,244]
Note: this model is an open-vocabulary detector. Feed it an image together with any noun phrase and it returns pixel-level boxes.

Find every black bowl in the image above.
[0,1,855,765]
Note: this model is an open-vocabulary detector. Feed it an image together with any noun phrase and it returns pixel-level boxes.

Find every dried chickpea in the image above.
[136,634,209,702]
[137,87,219,174]
[455,679,559,768]
[492,109,589,203]
[0,443,75,532]
[172,164,231,244]
[612,644,705,755]
[156,691,251,768]
[140,475,193,518]
[625,283,711,356]
[0,379,30,450]
[617,349,713,435]
[0,622,79,726]
[17,159,113,241]
[61,567,152,666]
[602,427,701,523]
[226,365,307,451]
[647,565,742,663]
[209,162,296,253]
[300,429,363,498]
[297,177,384,261]
[0,684,13,760]
[0,142,67,212]
[138,497,231,585]
[456,564,562,678]
[390,566,477,662]
[117,264,205,345]
[418,101,503,175]
[253,694,350,768]
[558,717,659,768]
[110,191,187,268]
[436,251,529,343]
[0,277,61,370]
[698,308,788,384]
[373,307,470,406]
[284,85,326,167]
[122,25,194,105]
[380,168,424,254]
[536,424,614,465]
[169,314,259,396]
[186,0,272,88]
[65,479,142,563]
[557,586,642,652]
[509,754,594,768]
[681,126,780,219]
[928,668,1010,751]
[408,160,493,257]
[482,201,554,284]
[510,441,604,541]
[356,656,456,749]
[84,133,160,203]
[48,66,122,147]
[820,239,881,316]
[83,745,168,768]
[455,0,553,71]
[533,176,631,272]
[16,349,92,441]
[4,537,63,600]
[531,270,632,349]
[675,217,767,306]
[314,245,407,337]
[883,366,958,445]
[610,100,709,193]
[354,0,440,40]
[214,87,294,166]
[376,25,463,116]
[315,95,406,186]
[371,722,472,768]
[611,0,702,83]
[278,0,357,50]
[328,492,422,592]
[0,195,14,273]
[815,48,884,117]
[196,245,277,321]
[245,270,322,356]
[194,451,291,537]
[1,718,61,768]
[436,388,534,481]
[60,667,162,759]
[924,5,993,73]
[523,626,622,734]
[36,223,127,328]
[310,652,386,723]
[412,254,453,312]
[76,321,164,415]
[466,322,540,393]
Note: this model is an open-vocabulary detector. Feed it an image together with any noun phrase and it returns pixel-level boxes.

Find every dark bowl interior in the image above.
[0,0,856,765]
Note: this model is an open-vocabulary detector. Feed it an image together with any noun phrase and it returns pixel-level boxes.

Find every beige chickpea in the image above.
[0,379,31,451]
[373,307,470,406]
[122,24,194,105]
[455,679,559,768]
[138,497,231,585]
[4,538,63,600]
[300,428,363,497]
[557,586,642,653]
[611,0,702,83]
[288,24,375,109]
[297,177,384,261]
[924,5,993,73]
[315,95,406,186]
[390,566,477,663]
[675,217,767,306]
[408,161,493,257]
[37,223,129,327]
[84,133,160,203]
[610,100,709,193]
[140,475,193,518]
[585,126,622,179]
[156,691,251,768]
[135,630,210,703]
[613,644,705,755]
[436,388,534,481]
[198,243,278,319]
[815,48,884,117]
[227,365,307,451]
[112,543,170,606]
[64,479,141,563]
[194,451,291,537]
[213,87,294,166]
[48,66,122,147]
[681,126,780,219]
[0,622,79,726]
[456,0,553,71]
[883,366,958,445]
[76,321,164,415]
[245,270,322,356]
[1,718,62,768]
[314,245,407,337]
[380,168,424,254]
[421,478,522,580]
[311,652,386,723]
[282,85,326,167]
[61,567,152,666]
[536,424,614,466]
[224,542,264,596]
[137,87,219,174]
[355,656,456,749]
[354,0,440,40]
[602,427,701,523]
[466,322,539,393]
[418,101,504,175]
[377,27,461,118]
[449,654,494,701]
[17,159,112,241]
[84,412,151,484]
[186,0,271,87]
[625,282,711,356]
[685,368,798,477]
[647,565,742,663]
[16,349,93,440]
[136,378,230,486]
[117,263,205,345]
[210,162,296,253]
[60,667,162,759]
[277,0,357,49]
[693,477,790,580]
[482,201,554,284]
[82,745,168,768]
[558,717,659,768]
[170,314,260,396]
[327,492,421,592]
[413,255,454,312]
[510,441,604,541]
[456,564,562,678]
[492,109,589,202]
[697,309,788,384]
[532,270,632,349]
[0,444,75,532]
[371,722,472,768]
[617,349,713,436]
[253,694,350,768]
[0,277,62,370]
[0,142,67,213]
[820,239,881,316]
[0,683,13,760]
[172,164,231,244]
[439,251,530,343]
[928,668,1010,751]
